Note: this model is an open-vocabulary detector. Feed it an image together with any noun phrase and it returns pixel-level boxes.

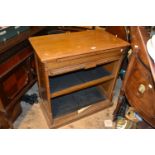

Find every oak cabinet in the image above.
[29,29,129,128]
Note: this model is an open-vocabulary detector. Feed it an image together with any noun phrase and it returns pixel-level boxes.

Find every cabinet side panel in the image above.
[34,54,53,124]
[101,55,124,100]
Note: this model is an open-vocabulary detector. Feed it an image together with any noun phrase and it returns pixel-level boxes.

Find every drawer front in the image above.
[47,48,123,75]
[0,62,29,107]
[124,55,155,118]
[0,47,33,77]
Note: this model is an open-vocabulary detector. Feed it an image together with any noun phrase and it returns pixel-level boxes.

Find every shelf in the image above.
[49,66,113,98]
[52,86,106,118]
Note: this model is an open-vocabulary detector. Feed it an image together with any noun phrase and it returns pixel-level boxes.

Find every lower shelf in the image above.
[52,99,112,128]
[52,86,106,118]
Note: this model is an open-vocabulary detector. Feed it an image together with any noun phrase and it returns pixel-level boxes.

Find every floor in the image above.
[14,79,121,129]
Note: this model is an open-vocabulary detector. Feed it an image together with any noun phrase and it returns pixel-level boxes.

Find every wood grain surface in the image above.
[29,29,129,62]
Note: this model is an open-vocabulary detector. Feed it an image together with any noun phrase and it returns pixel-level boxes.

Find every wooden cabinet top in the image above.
[29,29,130,62]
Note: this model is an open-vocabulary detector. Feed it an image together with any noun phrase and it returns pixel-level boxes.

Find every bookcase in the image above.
[29,29,129,128]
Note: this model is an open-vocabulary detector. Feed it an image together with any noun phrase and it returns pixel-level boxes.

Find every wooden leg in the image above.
[0,110,13,129]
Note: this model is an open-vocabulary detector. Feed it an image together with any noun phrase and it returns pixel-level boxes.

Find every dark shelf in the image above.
[52,86,106,118]
[49,66,111,94]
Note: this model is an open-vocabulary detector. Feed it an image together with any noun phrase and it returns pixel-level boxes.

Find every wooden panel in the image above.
[0,110,13,128]
[2,66,28,101]
[0,99,4,110]
[47,48,123,75]
[0,54,37,125]
[130,27,150,68]
[5,78,36,113]
[0,61,31,107]
[51,75,114,98]
[124,54,155,119]
[100,58,124,100]
[35,55,53,124]
[0,47,33,77]
[6,101,22,122]
[122,26,155,127]
[0,27,48,127]
[106,26,129,41]
[29,29,129,62]
[52,99,112,128]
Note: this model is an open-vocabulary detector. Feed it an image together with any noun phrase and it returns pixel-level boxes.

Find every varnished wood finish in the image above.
[0,52,35,125]
[123,26,155,127]
[129,26,150,68]
[47,48,122,76]
[0,110,13,129]
[106,26,130,41]
[51,75,115,98]
[0,47,32,77]
[35,55,53,124]
[101,58,124,100]
[29,29,129,62]
[29,29,129,128]
[0,27,47,128]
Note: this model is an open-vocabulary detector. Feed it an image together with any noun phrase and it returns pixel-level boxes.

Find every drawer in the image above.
[47,48,123,75]
[124,55,155,118]
[0,62,30,107]
[0,47,33,77]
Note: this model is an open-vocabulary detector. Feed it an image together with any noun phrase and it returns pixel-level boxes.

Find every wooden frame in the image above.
[29,29,129,128]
